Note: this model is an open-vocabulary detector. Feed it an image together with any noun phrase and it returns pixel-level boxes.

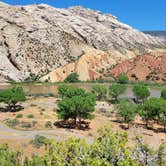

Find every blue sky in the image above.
[2,0,166,31]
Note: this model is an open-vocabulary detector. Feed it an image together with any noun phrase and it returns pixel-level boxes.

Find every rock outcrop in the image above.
[40,47,117,82]
[0,2,165,82]
[109,52,166,82]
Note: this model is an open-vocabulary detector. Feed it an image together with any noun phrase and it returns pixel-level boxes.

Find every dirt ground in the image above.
[0,96,166,157]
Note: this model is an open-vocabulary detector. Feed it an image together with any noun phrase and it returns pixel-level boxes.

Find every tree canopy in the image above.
[0,86,26,111]
[91,84,107,101]
[64,73,79,83]
[57,84,69,98]
[140,97,166,131]
[117,100,137,128]
[117,73,129,84]
[109,84,126,102]
[57,86,96,128]
[133,85,150,103]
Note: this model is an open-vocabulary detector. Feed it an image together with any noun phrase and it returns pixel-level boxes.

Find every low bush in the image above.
[21,122,32,128]
[31,135,47,148]
[5,119,20,127]
[45,121,52,128]
[16,113,23,118]
[27,114,34,118]
[40,112,43,115]
[30,104,37,107]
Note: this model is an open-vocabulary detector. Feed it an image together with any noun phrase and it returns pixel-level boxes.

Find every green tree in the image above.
[109,84,126,102]
[57,88,96,127]
[140,98,160,127]
[161,89,166,100]
[64,87,85,98]
[117,73,129,84]
[117,100,137,128]
[0,86,26,111]
[64,73,79,83]
[91,84,107,101]
[140,97,166,131]
[133,85,150,103]
[57,84,69,98]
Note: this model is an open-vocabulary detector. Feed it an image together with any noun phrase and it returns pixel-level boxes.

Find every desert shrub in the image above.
[30,104,37,107]
[27,114,34,118]
[31,135,47,148]
[45,121,52,128]
[16,113,23,118]
[5,119,20,127]
[21,122,32,128]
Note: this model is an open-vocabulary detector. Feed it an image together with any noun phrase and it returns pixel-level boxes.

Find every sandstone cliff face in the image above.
[0,2,165,82]
[40,48,117,82]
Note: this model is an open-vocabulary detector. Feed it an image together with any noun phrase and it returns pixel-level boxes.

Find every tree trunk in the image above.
[8,103,12,111]
[145,120,149,128]
[115,96,118,102]
[77,116,82,129]
[127,123,130,129]
[73,117,77,125]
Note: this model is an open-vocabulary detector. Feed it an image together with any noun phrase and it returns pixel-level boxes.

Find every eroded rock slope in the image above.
[0,2,165,82]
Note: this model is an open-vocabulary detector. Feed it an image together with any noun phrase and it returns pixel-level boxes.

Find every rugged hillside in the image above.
[0,2,165,82]
[109,52,166,82]
[143,31,166,40]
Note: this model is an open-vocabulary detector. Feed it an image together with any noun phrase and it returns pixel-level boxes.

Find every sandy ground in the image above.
[0,96,166,157]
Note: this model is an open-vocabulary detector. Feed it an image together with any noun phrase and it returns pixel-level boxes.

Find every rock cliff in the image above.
[0,2,165,82]
[109,51,166,82]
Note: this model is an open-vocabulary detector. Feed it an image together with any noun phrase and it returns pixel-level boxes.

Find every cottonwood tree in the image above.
[57,87,96,128]
[133,85,150,103]
[0,86,26,111]
[117,99,137,128]
[140,97,166,131]
[91,84,107,101]
[109,84,126,102]
[57,84,69,99]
